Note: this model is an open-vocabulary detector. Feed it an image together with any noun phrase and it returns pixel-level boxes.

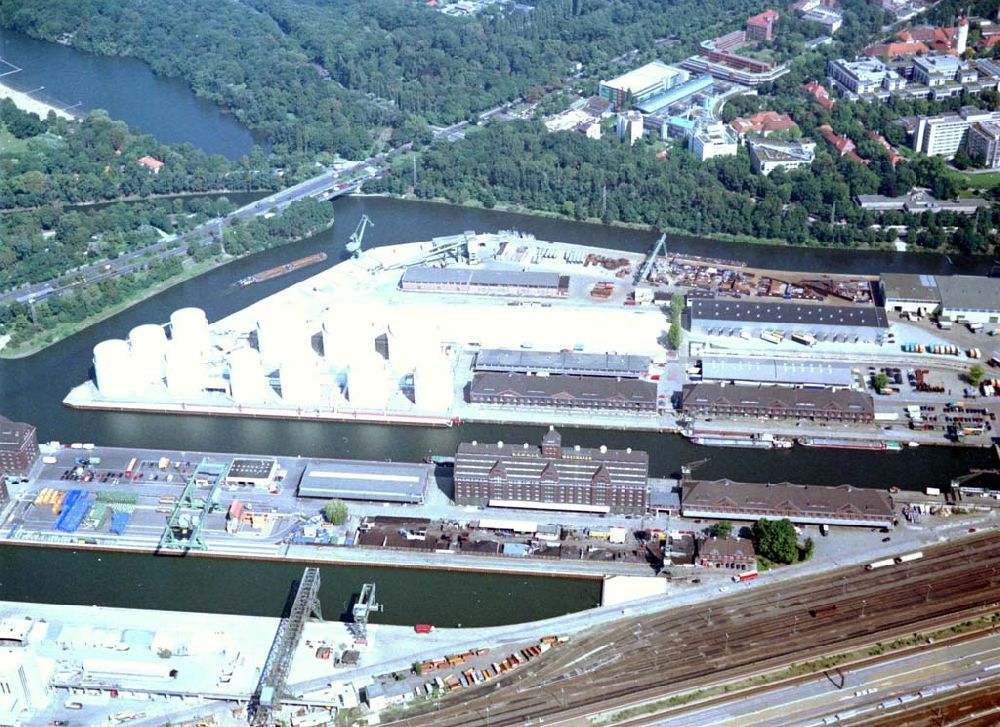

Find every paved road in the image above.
[1,145,410,307]
[662,633,1000,727]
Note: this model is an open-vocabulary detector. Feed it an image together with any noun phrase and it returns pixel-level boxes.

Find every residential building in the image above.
[0,414,39,476]
[747,9,779,41]
[747,137,816,175]
[967,121,1000,168]
[680,383,876,423]
[696,537,756,570]
[818,124,867,164]
[617,110,644,146]
[729,111,797,137]
[681,479,895,528]
[599,61,689,111]
[826,58,906,99]
[136,155,163,173]
[688,120,738,161]
[803,80,835,109]
[453,427,650,514]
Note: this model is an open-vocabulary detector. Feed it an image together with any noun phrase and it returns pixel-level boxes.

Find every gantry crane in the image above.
[345,214,373,258]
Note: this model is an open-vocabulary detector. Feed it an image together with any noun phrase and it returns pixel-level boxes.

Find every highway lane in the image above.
[1,144,410,307]
[660,634,1000,727]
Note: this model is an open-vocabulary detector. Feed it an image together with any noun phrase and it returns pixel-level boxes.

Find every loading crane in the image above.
[249,567,324,726]
[157,459,226,551]
[345,214,373,258]
[635,233,667,285]
[352,582,383,643]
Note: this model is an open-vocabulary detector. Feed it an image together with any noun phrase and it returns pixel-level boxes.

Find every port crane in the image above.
[157,459,226,551]
[352,582,383,643]
[249,568,324,726]
[635,233,667,284]
[345,214,373,258]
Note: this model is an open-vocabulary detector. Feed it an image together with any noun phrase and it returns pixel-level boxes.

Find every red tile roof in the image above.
[730,111,798,135]
[803,81,835,110]
[137,155,164,171]
[863,41,929,57]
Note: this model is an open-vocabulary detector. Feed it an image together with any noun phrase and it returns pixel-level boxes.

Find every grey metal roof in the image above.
[297,460,428,503]
[475,349,651,378]
[401,266,566,289]
[691,299,889,329]
[455,435,648,490]
[471,372,658,406]
[936,275,1000,313]
[700,357,854,387]
[682,479,894,520]
[880,273,941,304]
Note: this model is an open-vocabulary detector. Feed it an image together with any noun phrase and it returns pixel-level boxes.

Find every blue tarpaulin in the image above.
[56,497,92,533]
[109,512,130,535]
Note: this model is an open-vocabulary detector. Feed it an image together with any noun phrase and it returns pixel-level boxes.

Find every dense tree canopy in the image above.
[751,518,799,565]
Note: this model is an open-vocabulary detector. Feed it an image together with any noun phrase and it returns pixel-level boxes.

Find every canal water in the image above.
[0,29,258,159]
[0,31,996,623]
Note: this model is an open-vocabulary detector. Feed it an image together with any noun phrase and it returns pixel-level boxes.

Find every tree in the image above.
[968,363,986,387]
[751,518,799,565]
[322,499,349,525]
[800,536,815,561]
[874,372,890,391]
[710,521,733,538]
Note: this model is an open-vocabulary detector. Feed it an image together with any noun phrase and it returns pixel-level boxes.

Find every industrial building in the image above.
[747,138,816,175]
[297,460,428,504]
[696,537,756,570]
[470,373,659,413]
[399,267,569,298]
[936,276,1000,324]
[681,383,875,423]
[699,358,854,389]
[453,427,649,514]
[474,349,651,378]
[689,299,889,342]
[680,479,895,528]
[225,458,277,488]
[598,61,690,111]
[0,414,39,476]
[856,189,990,215]
[879,273,942,315]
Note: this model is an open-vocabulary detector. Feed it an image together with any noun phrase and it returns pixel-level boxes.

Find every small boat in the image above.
[907,441,920,448]
[684,431,793,449]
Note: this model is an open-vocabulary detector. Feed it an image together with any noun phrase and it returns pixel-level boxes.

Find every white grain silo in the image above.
[228,347,269,403]
[169,307,210,354]
[413,354,454,411]
[279,357,321,407]
[92,339,136,398]
[164,339,205,398]
[128,323,168,387]
[387,308,436,372]
[347,351,389,409]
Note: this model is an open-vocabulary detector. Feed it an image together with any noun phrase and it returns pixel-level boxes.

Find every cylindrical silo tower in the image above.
[257,303,311,369]
[169,307,210,354]
[128,323,168,388]
[347,351,389,409]
[387,308,437,372]
[228,347,269,403]
[92,339,136,398]
[413,354,455,411]
[280,357,322,407]
[164,340,206,399]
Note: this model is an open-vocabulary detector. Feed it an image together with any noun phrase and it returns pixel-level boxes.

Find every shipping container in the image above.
[414,624,434,634]
[760,331,782,344]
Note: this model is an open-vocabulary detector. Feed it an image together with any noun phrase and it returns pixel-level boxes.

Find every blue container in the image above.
[110,512,130,535]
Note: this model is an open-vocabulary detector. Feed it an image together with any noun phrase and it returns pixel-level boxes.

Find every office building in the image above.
[747,138,816,175]
[599,61,689,111]
[826,58,906,98]
[747,9,779,41]
[688,121,738,161]
[913,108,1000,158]
[617,110,644,146]
[967,121,1000,168]
[0,414,39,476]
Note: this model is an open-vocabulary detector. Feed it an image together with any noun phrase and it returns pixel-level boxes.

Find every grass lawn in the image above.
[955,170,1000,190]
[0,127,28,154]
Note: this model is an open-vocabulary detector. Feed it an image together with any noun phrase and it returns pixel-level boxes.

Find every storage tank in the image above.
[169,307,210,354]
[322,302,381,364]
[347,351,389,409]
[128,323,168,387]
[279,357,322,407]
[387,308,438,372]
[164,340,205,398]
[257,304,310,368]
[92,339,136,398]
[228,347,269,403]
[413,355,454,411]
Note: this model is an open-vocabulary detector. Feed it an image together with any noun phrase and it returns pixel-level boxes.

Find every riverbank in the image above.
[0,217,335,360]
[0,78,75,119]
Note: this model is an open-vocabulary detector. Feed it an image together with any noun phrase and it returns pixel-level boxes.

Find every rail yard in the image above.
[390,532,1000,726]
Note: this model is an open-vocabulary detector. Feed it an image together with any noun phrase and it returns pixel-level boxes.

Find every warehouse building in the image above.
[681,478,895,528]
[453,427,649,514]
[680,383,875,423]
[699,358,854,389]
[470,373,659,413]
[689,299,889,343]
[225,458,277,488]
[0,415,39,477]
[399,267,569,298]
[936,275,1000,325]
[696,537,756,570]
[297,460,428,504]
[879,273,942,315]
[474,349,651,379]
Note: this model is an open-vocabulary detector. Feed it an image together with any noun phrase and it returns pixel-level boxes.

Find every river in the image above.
[0,34,996,625]
[0,29,258,159]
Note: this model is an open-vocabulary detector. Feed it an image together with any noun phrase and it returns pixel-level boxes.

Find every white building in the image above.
[0,651,53,716]
[911,54,976,88]
[599,60,689,111]
[747,138,816,175]
[826,58,906,98]
[913,108,1000,158]
[801,7,842,33]
[688,121,738,161]
[937,276,1000,324]
[967,121,1000,168]
[616,110,644,146]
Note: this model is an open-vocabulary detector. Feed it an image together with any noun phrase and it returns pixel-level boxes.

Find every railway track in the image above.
[390,533,1000,727]
[849,677,1000,726]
